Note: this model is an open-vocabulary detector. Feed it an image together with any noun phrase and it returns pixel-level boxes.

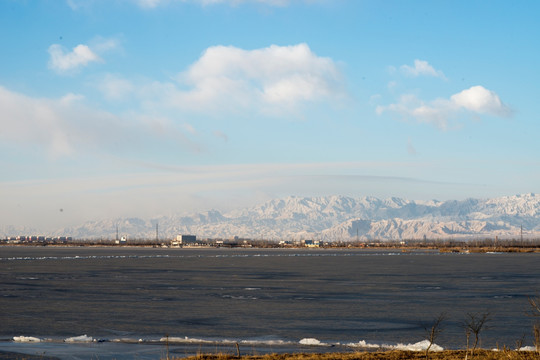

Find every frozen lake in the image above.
[0,246,539,359]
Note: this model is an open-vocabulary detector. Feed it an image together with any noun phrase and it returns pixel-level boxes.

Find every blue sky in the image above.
[1,0,539,231]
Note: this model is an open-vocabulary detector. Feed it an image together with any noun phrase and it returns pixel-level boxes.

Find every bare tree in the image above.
[527,295,540,354]
[422,313,446,360]
[463,312,490,359]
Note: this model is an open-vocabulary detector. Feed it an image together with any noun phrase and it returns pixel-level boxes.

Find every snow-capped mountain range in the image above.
[7,193,540,241]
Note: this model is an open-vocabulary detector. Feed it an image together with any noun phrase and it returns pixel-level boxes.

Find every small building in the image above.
[304,239,320,248]
[116,236,127,245]
[177,234,197,245]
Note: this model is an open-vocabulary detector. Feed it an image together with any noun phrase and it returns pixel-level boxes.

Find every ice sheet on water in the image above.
[345,340,380,349]
[160,336,295,346]
[151,336,444,350]
[299,338,328,346]
[64,334,94,343]
[388,340,443,352]
[240,339,294,346]
[518,346,536,351]
[161,336,235,344]
[13,336,41,342]
[111,338,146,343]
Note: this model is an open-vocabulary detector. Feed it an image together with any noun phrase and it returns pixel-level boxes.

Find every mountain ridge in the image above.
[3,193,540,241]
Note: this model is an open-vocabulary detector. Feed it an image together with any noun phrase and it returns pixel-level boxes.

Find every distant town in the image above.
[2,233,540,252]
[1,234,335,248]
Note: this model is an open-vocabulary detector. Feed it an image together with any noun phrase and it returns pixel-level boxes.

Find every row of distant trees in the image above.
[3,236,540,248]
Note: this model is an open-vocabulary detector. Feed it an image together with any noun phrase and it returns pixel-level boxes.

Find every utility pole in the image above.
[156,222,159,242]
[116,224,119,242]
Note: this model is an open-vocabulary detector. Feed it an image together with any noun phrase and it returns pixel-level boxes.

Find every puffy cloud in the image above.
[101,43,344,116]
[377,85,512,130]
[48,38,119,74]
[400,59,446,79]
[48,44,101,73]
[450,85,512,117]
[169,43,343,113]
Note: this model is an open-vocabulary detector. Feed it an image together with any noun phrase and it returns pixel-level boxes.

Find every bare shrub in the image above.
[527,295,540,354]
[463,312,491,360]
[422,313,446,360]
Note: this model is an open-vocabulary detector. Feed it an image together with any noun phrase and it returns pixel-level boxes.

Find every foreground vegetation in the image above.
[180,350,539,360]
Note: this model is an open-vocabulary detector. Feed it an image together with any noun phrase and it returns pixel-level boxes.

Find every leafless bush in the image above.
[527,295,540,354]
[463,312,491,360]
[422,313,446,360]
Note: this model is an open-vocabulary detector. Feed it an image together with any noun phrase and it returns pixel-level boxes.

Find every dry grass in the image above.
[178,350,539,360]
[438,247,540,253]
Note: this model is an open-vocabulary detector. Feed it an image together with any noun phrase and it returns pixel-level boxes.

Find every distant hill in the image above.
[48,193,540,241]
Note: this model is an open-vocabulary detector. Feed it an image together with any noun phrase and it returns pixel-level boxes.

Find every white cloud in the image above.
[48,44,101,73]
[99,43,344,117]
[48,38,119,74]
[170,43,343,113]
[377,85,512,130]
[0,86,77,156]
[0,85,200,158]
[450,85,512,117]
[400,59,446,79]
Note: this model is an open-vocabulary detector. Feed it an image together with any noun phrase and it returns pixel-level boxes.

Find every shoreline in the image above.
[2,336,538,356]
[0,351,61,360]
[1,243,539,253]
[182,350,540,360]
[1,348,539,360]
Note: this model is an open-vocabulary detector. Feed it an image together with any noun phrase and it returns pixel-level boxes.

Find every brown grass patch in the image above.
[178,350,539,360]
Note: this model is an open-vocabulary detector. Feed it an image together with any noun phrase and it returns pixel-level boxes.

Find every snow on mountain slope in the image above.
[51,193,540,241]
[323,218,517,241]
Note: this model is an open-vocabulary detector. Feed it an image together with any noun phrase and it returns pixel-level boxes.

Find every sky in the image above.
[1,0,540,232]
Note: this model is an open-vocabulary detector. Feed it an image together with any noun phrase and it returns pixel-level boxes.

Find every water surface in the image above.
[0,247,538,359]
